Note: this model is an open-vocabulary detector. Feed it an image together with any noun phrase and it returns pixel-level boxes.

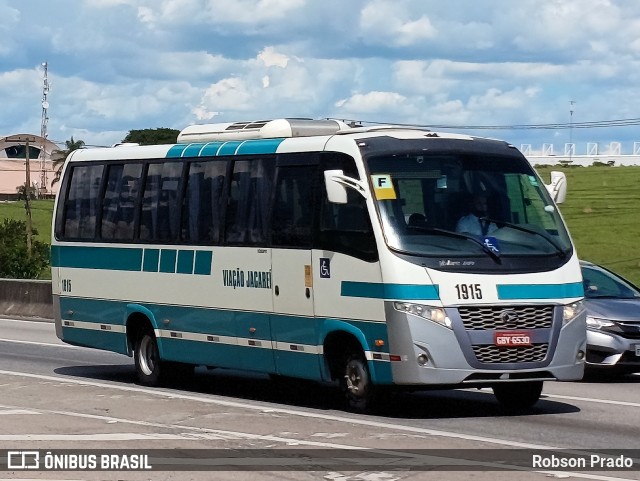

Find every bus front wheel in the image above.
[492,381,543,410]
[134,329,162,386]
[341,354,375,412]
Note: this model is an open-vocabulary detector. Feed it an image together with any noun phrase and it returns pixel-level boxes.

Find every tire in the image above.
[134,329,162,386]
[341,353,376,412]
[492,381,543,411]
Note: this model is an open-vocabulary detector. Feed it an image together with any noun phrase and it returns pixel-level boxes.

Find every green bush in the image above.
[0,218,50,279]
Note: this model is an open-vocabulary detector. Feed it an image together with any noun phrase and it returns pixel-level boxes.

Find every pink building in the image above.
[0,134,60,199]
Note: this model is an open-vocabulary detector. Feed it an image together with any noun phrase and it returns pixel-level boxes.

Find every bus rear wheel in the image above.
[492,381,543,410]
[341,353,375,412]
[134,329,162,386]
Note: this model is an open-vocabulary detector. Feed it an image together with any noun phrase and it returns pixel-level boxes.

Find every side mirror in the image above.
[324,170,348,204]
[546,170,567,204]
[324,170,367,204]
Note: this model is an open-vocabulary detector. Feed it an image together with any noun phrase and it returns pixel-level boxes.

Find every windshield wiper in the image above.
[481,217,568,258]
[405,226,501,262]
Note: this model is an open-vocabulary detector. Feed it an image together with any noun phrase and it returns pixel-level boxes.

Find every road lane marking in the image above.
[0,409,39,415]
[0,318,53,324]
[0,400,637,481]
[0,338,80,349]
[0,369,637,452]
[0,372,637,481]
[544,393,640,408]
[0,433,193,441]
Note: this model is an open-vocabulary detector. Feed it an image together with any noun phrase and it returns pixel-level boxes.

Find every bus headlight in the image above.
[562,300,585,326]
[394,302,452,329]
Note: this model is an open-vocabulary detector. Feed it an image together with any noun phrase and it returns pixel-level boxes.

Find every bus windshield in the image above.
[366,151,572,259]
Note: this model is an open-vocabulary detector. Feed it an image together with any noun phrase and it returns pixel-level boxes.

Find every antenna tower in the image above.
[40,62,50,193]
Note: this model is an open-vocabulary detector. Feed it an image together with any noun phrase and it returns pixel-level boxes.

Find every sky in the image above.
[2,0,640,154]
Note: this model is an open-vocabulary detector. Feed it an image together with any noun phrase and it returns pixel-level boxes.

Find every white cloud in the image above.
[83,0,133,6]
[360,0,437,47]
[258,47,290,68]
[197,77,253,115]
[138,0,306,27]
[4,0,640,151]
[467,87,539,112]
[335,91,408,113]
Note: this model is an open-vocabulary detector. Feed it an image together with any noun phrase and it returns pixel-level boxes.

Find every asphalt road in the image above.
[0,317,638,481]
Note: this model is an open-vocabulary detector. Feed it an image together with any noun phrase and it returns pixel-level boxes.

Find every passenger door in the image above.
[270,157,320,379]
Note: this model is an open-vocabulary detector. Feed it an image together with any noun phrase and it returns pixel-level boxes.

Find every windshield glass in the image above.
[582,265,640,299]
[366,150,572,258]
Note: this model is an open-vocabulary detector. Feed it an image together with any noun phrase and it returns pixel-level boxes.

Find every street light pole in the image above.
[24,138,33,257]
[569,100,575,164]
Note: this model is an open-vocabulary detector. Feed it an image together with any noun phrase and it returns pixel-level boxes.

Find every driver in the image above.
[456,194,498,236]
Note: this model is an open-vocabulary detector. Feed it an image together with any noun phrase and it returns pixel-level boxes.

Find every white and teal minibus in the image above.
[52,118,586,411]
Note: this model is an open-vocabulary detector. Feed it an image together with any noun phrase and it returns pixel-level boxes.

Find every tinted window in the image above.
[101,163,143,240]
[62,164,104,239]
[140,162,183,242]
[225,158,275,245]
[271,165,316,248]
[181,160,227,244]
[316,153,377,261]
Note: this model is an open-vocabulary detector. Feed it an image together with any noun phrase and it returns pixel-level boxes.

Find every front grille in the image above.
[458,305,553,330]
[473,343,548,363]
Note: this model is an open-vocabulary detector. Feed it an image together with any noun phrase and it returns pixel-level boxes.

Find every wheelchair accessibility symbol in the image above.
[320,258,331,278]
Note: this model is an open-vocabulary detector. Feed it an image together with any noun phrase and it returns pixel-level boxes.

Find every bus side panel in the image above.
[271,249,320,380]
[57,296,129,354]
[312,251,394,384]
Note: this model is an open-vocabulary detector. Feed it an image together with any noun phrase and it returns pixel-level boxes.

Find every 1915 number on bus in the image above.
[455,283,482,300]
[61,279,72,293]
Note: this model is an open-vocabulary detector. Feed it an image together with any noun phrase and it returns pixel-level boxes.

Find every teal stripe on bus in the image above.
[200,142,225,156]
[57,297,388,350]
[194,251,212,275]
[142,249,160,272]
[51,245,143,271]
[341,281,440,300]
[217,141,244,156]
[497,282,584,300]
[164,139,285,159]
[166,144,188,158]
[181,143,207,157]
[236,138,285,154]
[52,245,212,275]
[57,296,394,384]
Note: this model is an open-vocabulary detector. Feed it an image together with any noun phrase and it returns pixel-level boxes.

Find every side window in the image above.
[225,158,275,245]
[271,165,317,248]
[316,153,378,261]
[61,164,104,239]
[140,162,183,242]
[181,159,227,244]
[101,163,142,241]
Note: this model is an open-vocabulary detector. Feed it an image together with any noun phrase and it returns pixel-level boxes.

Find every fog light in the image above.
[577,350,585,360]
[417,354,429,366]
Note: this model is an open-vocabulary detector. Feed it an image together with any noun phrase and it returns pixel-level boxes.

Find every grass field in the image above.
[0,200,53,243]
[536,166,640,285]
[1,165,639,285]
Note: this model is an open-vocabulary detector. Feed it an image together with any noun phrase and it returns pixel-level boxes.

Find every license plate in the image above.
[635,345,640,357]
[494,331,532,347]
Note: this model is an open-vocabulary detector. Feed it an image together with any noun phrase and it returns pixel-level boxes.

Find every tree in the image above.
[0,219,50,279]
[122,128,179,145]
[51,137,86,186]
